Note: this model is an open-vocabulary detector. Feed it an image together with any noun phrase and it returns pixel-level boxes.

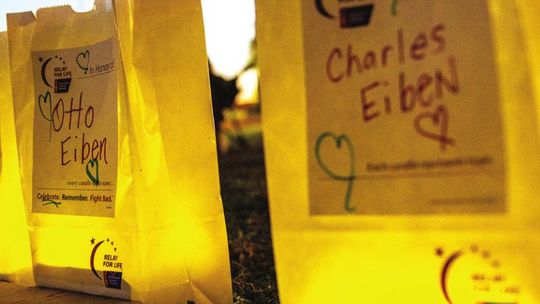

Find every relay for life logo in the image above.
[436,245,520,304]
[90,237,123,289]
[38,54,72,94]
[315,0,375,28]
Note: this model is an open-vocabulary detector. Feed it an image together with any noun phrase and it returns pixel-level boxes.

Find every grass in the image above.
[218,147,279,304]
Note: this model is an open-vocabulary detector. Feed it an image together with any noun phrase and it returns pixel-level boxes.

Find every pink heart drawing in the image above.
[414,105,455,151]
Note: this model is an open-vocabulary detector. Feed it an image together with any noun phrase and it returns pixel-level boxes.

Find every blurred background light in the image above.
[0,0,256,79]
[201,0,256,80]
[0,0,260,154]
[0,0,93,30]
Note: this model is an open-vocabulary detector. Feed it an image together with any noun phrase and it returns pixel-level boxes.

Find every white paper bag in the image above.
[257,0,540,302]
[0,31,33,286]
[7,1,231,302]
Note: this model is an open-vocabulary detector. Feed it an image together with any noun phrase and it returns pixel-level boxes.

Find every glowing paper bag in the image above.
[0,32,34,286]
[7,0,231,302]
[115,0,233,302]
[257,0,540,303]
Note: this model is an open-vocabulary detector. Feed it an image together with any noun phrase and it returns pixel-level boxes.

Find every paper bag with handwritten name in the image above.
[257,0,540,302]
[0,32,33,286]
[7,0,231,302]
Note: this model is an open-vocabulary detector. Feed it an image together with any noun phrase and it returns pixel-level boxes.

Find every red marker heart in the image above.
[414,105,455,151]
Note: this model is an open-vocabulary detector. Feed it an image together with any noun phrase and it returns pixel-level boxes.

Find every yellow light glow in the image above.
[0,32,33,286]
[516,0,540,136]
[236,68,259,105]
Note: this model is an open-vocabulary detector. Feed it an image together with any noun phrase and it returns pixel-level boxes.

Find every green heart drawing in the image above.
[37,91,53,141]
[391,0,400,16]
[76,50,90,74]
[315,132,356,212]
[37,91,52,121]
[86,158,100,186]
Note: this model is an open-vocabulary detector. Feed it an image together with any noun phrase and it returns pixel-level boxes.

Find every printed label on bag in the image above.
[305,0,506,215]
[32,38,117,217]
[434,244,521,303]
[90,236,123,289]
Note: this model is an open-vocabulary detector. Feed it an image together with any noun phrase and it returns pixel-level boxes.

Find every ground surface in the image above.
[0,281,128,303]
[218,148,279,304]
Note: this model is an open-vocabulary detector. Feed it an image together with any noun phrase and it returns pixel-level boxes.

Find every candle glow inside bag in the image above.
[7,0,231,302]
[516,0,540,134]
[257,0,540,303]
[0,32,33,286]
